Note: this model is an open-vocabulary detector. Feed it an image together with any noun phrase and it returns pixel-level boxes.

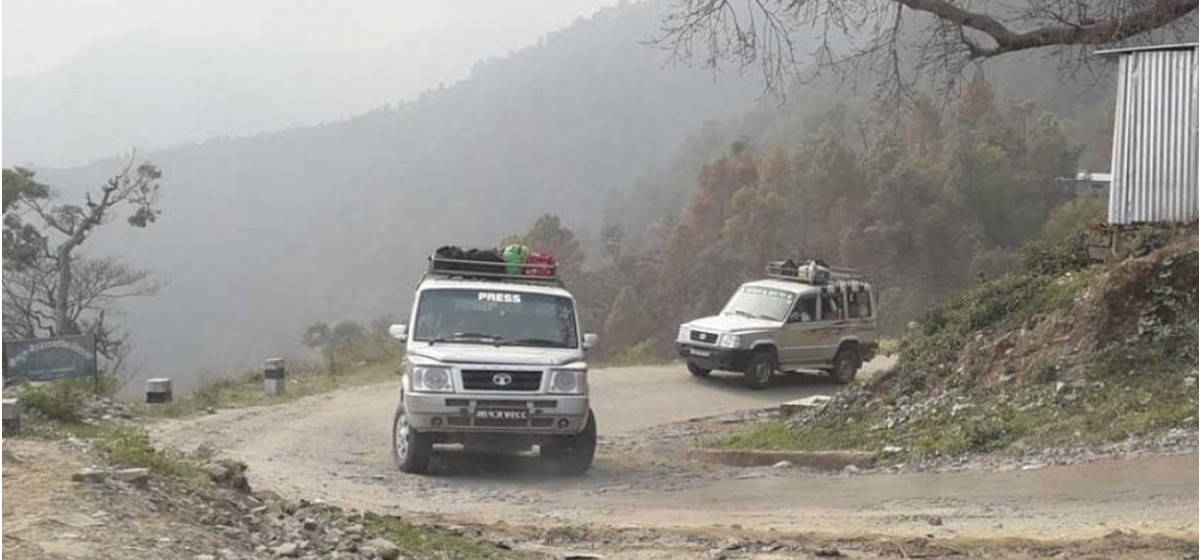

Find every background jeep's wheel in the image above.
[686,360,711,377]
[831,346,861,384]
[392,405,432,474]
[743,350,774,390]
[540,410,597,476]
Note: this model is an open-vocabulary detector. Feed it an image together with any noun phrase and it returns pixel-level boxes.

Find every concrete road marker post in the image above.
[145,378,173,404]
[2,398,20,437]
[264,358,286,397]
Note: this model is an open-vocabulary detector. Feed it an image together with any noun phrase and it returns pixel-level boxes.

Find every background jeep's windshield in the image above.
[721,286,795,322]
[413,289,578,348]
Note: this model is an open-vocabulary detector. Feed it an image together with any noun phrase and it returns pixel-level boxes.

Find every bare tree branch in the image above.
[658,0,1198,97]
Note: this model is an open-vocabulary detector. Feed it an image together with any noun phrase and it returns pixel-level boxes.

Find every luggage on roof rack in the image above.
[427,245,562,285]
[765,259,863,284]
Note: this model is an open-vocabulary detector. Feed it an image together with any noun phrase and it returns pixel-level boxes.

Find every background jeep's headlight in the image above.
[718,334,742,348]
[548,369,587,394]
[678,325,690,341]
[410,365,453,392]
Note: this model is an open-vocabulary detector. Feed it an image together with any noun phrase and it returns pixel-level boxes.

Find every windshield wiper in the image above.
[428,332,501,346]
[495,337,567,348]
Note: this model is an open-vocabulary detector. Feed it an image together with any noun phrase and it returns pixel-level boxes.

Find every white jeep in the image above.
[388,252,598,474]
[676,261,879,389]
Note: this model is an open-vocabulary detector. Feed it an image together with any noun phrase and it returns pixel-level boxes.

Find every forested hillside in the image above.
[521,72,1118,361]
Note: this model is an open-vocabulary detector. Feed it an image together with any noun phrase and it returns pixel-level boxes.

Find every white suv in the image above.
[388,252,598,474]
[676,261,878,389]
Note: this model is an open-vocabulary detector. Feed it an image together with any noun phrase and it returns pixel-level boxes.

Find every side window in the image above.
[819,291,843,321]
[846,289,873,318]
[787,295,818,323]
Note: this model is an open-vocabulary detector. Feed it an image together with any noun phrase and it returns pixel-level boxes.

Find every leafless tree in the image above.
[2,156,162,367]
[658,0,1198,99]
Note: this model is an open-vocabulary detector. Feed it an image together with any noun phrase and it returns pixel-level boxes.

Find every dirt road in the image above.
[152,362,1198,546]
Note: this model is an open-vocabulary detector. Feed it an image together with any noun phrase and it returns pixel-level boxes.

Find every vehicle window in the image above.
[846,289,872,318]
[820,292,843,321]
[787,294,817,323]
[412,289,578,347]
[722,286,796,322]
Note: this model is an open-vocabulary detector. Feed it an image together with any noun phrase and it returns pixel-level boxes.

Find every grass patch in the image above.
[361,512,531,560]
[139,360,398,419]
[25,418,206,480]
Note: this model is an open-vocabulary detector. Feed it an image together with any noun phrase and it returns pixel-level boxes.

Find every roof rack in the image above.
[764,260,866,284]
[424,255,564,287]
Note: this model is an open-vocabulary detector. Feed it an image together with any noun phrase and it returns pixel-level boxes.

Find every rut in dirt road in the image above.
[151,362,1198,542]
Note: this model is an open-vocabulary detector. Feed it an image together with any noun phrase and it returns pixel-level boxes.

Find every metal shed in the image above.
[1097,43,1199,225]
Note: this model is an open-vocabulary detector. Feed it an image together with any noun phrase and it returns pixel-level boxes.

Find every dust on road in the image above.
[151,361,1198,544]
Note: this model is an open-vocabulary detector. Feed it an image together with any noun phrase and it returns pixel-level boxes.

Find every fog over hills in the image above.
[31,1,766,387]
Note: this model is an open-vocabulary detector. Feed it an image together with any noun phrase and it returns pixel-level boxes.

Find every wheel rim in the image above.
[755,362,771,384]
[394,410,410,462]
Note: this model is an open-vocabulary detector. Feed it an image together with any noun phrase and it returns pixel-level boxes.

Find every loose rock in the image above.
[71,468,108,483]
[364,537,400,560]
[273,542,301,557]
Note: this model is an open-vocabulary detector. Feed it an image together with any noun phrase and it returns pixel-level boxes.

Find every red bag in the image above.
[524,252,557,276]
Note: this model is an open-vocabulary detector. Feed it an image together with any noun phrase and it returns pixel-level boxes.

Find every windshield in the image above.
[412,289,578,348]
[720,285,796,322]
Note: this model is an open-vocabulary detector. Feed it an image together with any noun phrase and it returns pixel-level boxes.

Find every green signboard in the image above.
[3,334,98,387]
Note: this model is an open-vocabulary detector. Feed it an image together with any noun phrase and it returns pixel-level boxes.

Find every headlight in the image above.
[718,334,742,348]
[678,325,690,341]
[410,365,453,393]
[548,369,587,394]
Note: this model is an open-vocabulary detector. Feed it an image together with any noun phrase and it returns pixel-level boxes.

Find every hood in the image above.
[686,314,780,334]
[406,343,583,366]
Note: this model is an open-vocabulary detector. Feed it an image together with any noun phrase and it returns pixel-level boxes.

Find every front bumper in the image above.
[404,392,589,435]
[677,343,752,371]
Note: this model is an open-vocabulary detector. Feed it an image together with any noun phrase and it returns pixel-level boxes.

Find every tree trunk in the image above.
[55,245,74,335]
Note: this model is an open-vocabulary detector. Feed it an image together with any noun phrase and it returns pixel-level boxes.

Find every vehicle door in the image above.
[844,284,879,347]
[811,284,849,363]
[779,292,820,366]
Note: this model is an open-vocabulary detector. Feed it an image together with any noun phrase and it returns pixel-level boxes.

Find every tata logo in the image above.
[492,373,514,386]
[478,292,521,303]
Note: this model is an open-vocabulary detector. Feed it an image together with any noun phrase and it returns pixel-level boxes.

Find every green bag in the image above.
[503,244,530,274]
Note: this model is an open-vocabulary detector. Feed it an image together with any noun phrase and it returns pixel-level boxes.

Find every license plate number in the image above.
[690,348,711,357]
[475,409,528,421]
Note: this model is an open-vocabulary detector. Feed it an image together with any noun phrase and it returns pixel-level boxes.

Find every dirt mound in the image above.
[956,231,1198,388]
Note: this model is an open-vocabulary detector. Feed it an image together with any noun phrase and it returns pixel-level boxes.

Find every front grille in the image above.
[461,370,543,391]
[474,416,529,427]
[690,330,718,344]
[445,398,558,408]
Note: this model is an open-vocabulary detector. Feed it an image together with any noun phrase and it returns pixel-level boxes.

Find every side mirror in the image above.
[582,333,599,350]
[388,324,408,342]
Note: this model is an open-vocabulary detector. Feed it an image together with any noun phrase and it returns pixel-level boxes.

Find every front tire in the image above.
[743,350,775,390]
[392,405,433,474]
[831,346,861,384]
[540,410,597,476]
[686,360,712,377]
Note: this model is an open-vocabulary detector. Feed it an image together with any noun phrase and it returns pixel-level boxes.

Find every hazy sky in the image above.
[3,0,620,77]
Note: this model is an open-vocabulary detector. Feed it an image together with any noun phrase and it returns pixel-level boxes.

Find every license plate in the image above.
[475,409,528,421]
[690,348,711,357]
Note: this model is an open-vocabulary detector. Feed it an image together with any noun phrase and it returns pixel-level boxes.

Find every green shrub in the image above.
[1019,231,1091,277]
[18,379,93,422]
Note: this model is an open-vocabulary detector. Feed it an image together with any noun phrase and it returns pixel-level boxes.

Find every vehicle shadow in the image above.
[423,447,598,481]
[687,369,844,399]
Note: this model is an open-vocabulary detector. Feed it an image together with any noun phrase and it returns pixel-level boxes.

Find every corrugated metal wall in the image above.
[1108,46,1199,224]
